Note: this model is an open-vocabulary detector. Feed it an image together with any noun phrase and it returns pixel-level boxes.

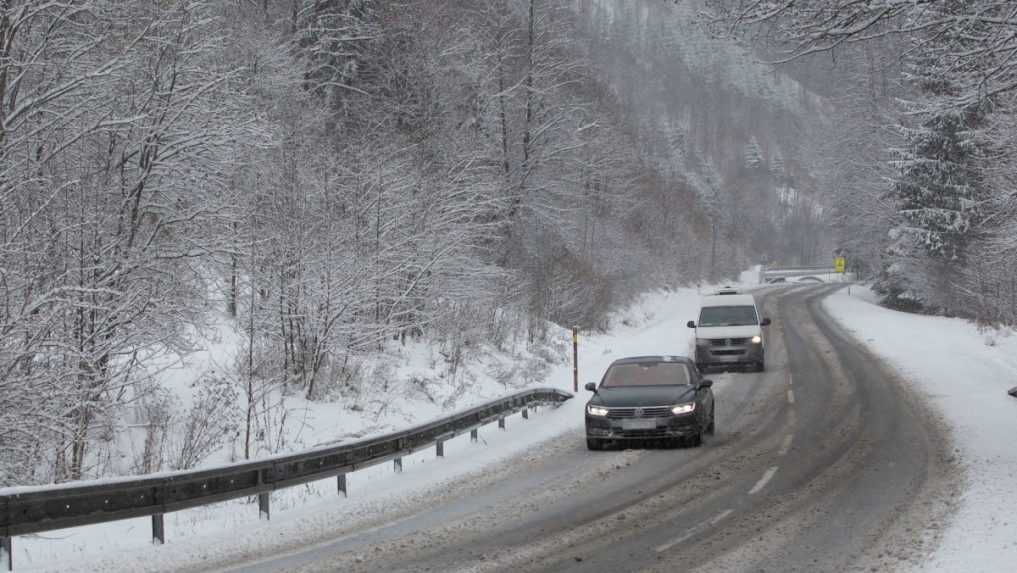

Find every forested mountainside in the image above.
[713,0,1017,321]
[0,0,829,485]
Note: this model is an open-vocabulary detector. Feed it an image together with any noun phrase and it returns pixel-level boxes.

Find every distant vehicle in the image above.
[584,356,715,450]
[765,277,787,284]
[687,292,771,372]
[714,285,741,295]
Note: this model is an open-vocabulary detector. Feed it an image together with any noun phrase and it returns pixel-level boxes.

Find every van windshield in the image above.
[699,305,758,327]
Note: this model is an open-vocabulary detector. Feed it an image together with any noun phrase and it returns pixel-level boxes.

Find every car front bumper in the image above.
[585,414,702,440]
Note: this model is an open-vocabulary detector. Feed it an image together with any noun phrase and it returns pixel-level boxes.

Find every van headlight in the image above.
[671,403,696,415]
[751,335,762,344]
[587,405,609,416]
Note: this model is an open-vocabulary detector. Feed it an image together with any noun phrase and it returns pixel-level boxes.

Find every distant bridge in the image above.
[761,265,840,284]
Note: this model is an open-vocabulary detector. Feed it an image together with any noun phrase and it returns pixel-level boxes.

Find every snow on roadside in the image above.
[10,282,747,572]
[824,286,1017,573]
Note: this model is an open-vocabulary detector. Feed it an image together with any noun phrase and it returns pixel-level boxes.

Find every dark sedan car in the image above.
[584,356,715,450]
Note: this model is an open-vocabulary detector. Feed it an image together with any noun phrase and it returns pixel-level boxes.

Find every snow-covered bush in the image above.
[172,372,241,470]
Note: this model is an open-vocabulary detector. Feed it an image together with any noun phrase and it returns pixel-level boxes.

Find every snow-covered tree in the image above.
[744,136,765,170]
[876,2,996,312]
[892,107,988,263]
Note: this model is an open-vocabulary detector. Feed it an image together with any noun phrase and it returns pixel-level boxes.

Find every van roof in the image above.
[700,293,756,307]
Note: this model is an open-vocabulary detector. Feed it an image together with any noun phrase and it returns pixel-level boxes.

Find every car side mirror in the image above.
[686,320,696,329]
[584,382,598,392]
[760,317,772,326]
[699,379,714,389]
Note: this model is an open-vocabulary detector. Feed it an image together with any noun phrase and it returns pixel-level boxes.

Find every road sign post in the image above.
[572,326,579,392]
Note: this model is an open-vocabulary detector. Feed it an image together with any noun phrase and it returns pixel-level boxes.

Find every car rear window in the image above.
[698,305,758,327]
[602,362,691,387]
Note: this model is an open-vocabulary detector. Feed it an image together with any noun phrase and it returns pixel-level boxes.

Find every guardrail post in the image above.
[522,408,529,419]
[470,429,478,443]
[258,493,270,520]
[436,440,444,457]
[498,417,505,430]
[393,457,403,473]
[337,474,348,497]
[1,536,11,571]
[1,537,11,573]
[152,514,165,545]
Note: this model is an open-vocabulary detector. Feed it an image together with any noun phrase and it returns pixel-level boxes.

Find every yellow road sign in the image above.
[834,256,846,274]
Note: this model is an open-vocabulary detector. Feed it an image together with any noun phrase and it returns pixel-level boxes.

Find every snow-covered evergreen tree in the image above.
[892,104,987,262]
[744,136,765,169]
[770,148,785,178]
[882,8,993,311]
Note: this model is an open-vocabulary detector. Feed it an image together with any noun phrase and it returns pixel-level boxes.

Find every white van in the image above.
[687,288,771,372]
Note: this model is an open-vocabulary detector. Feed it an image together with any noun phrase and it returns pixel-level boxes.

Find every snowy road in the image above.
[208,286,957,573]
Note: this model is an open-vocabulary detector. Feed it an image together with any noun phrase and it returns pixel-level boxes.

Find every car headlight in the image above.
[751,335,762,344]
[671,403,696,415]
[587,405,609,416]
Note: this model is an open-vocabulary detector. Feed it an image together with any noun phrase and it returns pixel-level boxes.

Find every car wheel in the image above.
[755,359,765,372]
[706,408,716,435]
[687,431,703,448]
[586,438,604,451]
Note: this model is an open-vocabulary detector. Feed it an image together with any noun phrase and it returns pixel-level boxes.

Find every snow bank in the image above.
[824,286,1017,572]
[739,264,763,285]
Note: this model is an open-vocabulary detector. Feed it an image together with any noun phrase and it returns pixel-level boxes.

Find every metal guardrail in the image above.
[0,387,572,570]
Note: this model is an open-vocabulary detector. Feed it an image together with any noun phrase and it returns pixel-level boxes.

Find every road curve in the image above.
[213,286,959,573]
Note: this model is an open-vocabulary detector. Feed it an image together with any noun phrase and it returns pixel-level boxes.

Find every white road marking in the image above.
[654,509,735,553]
[778,434,794,456]
[787,388,795,404]
[749,466,779,495]
[787,372,793,385]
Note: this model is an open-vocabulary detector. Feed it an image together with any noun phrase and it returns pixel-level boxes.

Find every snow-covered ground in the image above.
[8,280,751,572]
[112,313,575,477]
[824,286,1017,572]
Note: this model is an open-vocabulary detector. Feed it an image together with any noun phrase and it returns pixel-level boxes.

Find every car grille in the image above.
[712,349,746,356]
[710,338,750,346]
[619,428,672,438]
[606,406,673,418]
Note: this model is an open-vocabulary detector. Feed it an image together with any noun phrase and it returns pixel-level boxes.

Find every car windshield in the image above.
[601,362,691,387]
[699,305,758,327]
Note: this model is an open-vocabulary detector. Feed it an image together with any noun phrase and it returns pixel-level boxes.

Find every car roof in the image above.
[610,355,693,366]
[700,293,756,307]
